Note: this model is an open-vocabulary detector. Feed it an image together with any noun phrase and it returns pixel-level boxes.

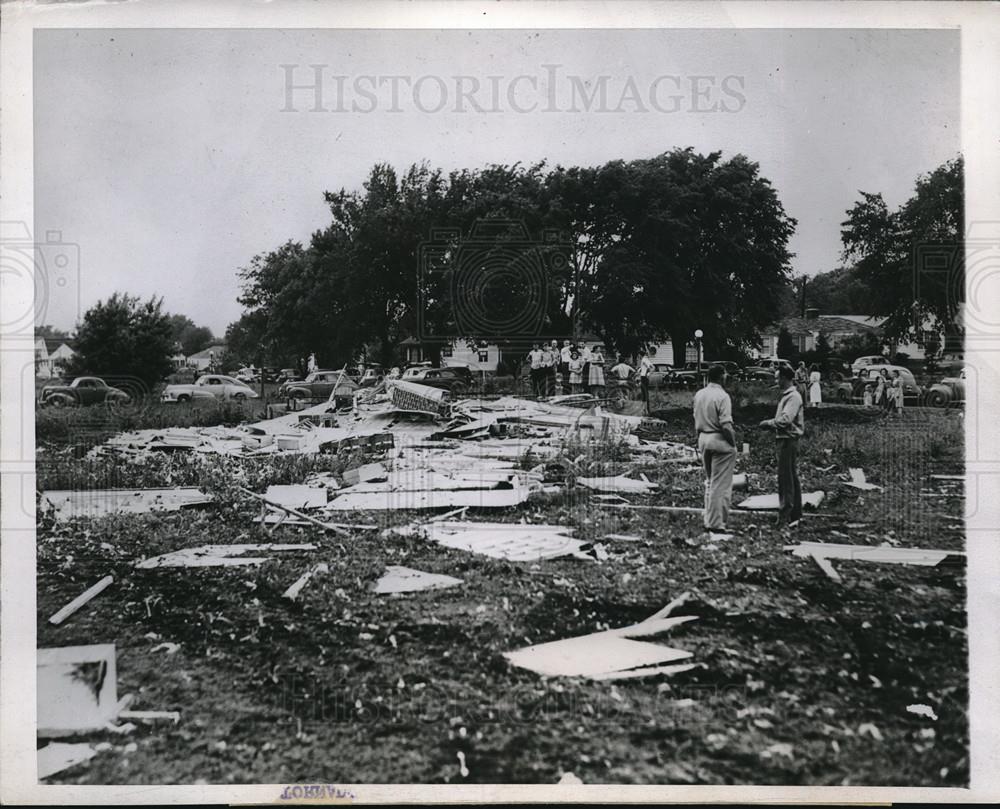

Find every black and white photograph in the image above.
[2,1,999,803]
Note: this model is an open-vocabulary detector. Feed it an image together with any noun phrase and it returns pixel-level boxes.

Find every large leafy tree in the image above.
[236,150,796,367]
[587,149,797,362]
[64,293,174,387]
[167,314,215,357]
[840,156,963,340]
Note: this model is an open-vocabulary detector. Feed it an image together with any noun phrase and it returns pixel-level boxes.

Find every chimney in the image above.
[805,307,819,320]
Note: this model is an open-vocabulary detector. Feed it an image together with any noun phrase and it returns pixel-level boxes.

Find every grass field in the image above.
[35,396,967,786]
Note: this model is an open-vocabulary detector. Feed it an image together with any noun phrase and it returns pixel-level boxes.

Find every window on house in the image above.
[442,344,453,358]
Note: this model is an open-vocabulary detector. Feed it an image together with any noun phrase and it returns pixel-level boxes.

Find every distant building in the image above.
[34,337,77,378]
[757,310,882,358]
[187,344,228,371]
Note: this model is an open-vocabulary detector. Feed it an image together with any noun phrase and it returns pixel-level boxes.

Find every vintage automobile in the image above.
[283,369,360,401]
[743,357,793,381]
[161,374,259,402]
[851,355,886,375]
[400,366,472,395]
[646,363,674,389]
[833,364,922,404]
[924,370,965,407]
[39,376,131,407]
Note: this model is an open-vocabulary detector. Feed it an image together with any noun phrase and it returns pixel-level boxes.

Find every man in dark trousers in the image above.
[760,364,805,528]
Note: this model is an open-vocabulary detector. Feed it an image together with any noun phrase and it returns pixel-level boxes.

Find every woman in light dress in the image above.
[588,345,606,397]
[891,369,905,415]
[808,364,822,408]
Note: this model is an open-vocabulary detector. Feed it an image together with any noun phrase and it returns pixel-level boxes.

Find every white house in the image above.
[34,338,77,378]
[187,344,228,372]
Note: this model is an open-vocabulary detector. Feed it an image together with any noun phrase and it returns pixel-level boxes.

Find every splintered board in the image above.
[135,543,316,569]
[40,488,212,521]
[396,520,589,562]
[328,487,531,511]
[737,491,826,510]
[787,542,965,567]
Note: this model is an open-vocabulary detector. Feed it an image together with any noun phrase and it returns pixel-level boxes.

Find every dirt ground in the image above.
[36,400,967,786]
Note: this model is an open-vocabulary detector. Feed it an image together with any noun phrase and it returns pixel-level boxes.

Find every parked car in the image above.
[851,355,886,375]
[833,364,922,404]
[646,363,674,389]
[668,362,705,388]
[276,368,302,385]
[40,376,130,407]
[234,367,259,384]
[743,357,793,381]
[399,366,472,395]
[925,369,965,407]
[284,369,360,401]
[161,375,259,402]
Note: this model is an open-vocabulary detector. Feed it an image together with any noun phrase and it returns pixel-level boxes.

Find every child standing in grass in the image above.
[863,382,874,407]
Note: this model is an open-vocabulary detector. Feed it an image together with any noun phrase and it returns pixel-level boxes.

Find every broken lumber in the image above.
[48,575,114,625]
[786,541,965,572]
[239,487,349,536]
[282,563,329,601]
[117,710,181,724]
[373,565,463,594]
[135,543,315,569]
[38,742,99,779]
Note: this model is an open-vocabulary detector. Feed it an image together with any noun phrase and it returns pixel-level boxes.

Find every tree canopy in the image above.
[64,293,174,387]
[168,314,215,357]
[840,156,963,340]
[234,149,797,366]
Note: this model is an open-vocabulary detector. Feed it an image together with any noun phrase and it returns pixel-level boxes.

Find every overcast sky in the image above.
[35,27,960,336]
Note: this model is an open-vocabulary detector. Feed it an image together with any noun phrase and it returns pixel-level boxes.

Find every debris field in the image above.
[36,381,967,785]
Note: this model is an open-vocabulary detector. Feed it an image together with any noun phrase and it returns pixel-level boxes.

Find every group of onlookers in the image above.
[527,340,607,397]
[860,367,906,414]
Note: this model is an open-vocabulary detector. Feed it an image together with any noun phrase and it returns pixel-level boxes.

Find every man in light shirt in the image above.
[693,364,737,535]
[528,342,544,397]
[759,364,806,528]
[638,348,655,414]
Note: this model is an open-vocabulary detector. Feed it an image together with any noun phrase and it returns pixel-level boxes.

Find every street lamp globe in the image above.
[694,329,703,339]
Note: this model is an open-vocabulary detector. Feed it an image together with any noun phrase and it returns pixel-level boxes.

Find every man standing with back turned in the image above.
[760,364,805,528]
[693,364,737,536]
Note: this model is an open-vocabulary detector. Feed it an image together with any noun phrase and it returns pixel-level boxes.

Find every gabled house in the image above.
[34,337,77,378]
[757,310,882,358]
[187,344,228,372]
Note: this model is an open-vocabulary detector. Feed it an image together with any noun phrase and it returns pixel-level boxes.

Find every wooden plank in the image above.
[48,576,114,625]
[809,552,843,583]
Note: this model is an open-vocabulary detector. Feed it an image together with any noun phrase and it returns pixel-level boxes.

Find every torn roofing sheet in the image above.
[373,565,464,594]
[40,488,212,521]
[38,644,119,738]
[392,519,591,562]
[134,543,316,569]
[263,485,328,509]
[843,468,883,491]
[38,742,100,779]
[504,615,696,679]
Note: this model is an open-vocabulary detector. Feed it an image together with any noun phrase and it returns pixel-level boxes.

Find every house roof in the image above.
[765,315,882,337]
[43,338,76,353]
[188,344,227,360]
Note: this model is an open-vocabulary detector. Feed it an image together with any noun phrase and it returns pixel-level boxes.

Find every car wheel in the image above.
[233,392,247,401]
[177,394,191,403]
[837,388,850,403]
[290,390,306,400]
[927,389,949,407]
[449,382,467,397]
[48,396,70,408]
